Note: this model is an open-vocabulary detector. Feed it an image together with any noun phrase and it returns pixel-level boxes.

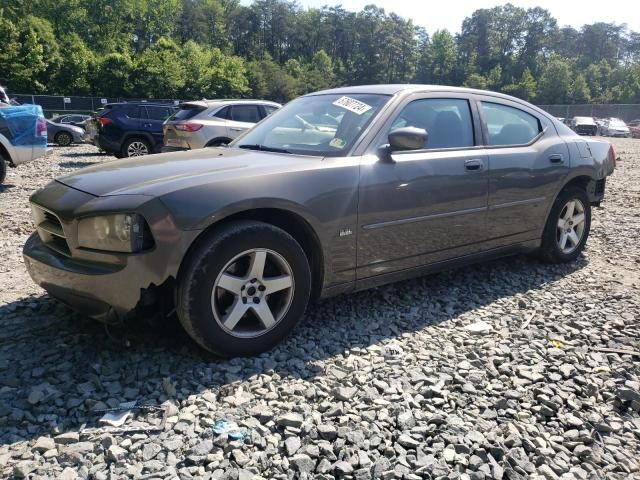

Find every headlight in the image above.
[77,214,152,253]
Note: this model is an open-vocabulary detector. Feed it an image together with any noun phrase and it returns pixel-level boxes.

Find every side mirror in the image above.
[389,127,427,151]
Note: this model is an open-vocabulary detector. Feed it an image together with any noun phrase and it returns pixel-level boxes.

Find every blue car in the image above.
[92,103,177,158]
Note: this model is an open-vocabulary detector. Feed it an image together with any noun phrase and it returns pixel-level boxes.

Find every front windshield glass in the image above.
[231,93,390,156]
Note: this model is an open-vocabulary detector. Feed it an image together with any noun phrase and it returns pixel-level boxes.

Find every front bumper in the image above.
[23,182,200,321]
[24,232,158,321]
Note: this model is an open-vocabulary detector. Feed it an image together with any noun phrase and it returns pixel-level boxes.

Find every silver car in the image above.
[601,118,631,138]
[162,100,281,151]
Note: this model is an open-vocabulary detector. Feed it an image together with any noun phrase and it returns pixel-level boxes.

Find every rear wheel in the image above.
[55,131,73,146]
[122,137,151,157]
[177,221,311,356]
[539,186,591,263]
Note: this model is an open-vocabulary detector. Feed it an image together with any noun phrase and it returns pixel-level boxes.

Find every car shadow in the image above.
[0,254,588,446]
[0,184,15,192]
[58,161,102,169]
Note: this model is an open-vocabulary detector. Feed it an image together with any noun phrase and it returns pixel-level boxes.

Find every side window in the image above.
[147,107,172,121]
[121,105,142,119]
[230,105,261,123]
[213,106,230,119]
[264,105,279,116]
[481,102,541,146]
[390,98,474,149]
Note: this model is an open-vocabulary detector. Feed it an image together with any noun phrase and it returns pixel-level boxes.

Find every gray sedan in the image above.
[46,120,84,146]
[24,85,616,356]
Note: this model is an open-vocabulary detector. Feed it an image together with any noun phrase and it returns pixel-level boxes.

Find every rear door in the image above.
[227,104,262,139]
[143,106,174,147]
[478,98,569,243]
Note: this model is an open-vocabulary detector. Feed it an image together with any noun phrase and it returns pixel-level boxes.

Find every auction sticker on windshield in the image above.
[332,96,372,115]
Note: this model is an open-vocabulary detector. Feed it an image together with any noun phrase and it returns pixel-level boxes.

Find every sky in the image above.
[241,0,640,33]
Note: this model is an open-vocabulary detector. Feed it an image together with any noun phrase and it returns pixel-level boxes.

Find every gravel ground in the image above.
[0,140,639,480]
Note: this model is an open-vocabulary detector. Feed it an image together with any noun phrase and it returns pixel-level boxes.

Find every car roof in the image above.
[180,99,282,109]
[107,102,175,108]
[305,84,557,120]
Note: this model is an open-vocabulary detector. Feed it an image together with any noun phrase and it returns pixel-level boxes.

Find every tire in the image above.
[539,186,591,263]
[0,156,6,185]
[177,220,311,356]
[55,131,73,146]
[122,137,151,157]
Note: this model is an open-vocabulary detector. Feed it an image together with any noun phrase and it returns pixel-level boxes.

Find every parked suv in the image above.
[93,103,177,157]
[162,100,281,151]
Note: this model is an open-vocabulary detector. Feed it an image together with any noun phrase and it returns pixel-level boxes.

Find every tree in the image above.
[130,37,186,97]
[503,68,537,101]
[52,34,95,95]
[537,58,571,104]
[569,74,591,104]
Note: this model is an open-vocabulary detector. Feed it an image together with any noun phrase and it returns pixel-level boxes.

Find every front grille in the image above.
[31,204,71,256]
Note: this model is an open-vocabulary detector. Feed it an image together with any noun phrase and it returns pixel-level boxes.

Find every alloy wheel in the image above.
[556,199,586,254]
[127,141,149,157]
[211,249,294,338]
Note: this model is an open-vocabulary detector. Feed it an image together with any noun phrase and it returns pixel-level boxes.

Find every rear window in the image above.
[171,105,206,121]
[481,102,541,146]
[146,106,173,120]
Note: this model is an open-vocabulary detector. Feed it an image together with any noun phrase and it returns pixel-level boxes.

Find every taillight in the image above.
[98,117,112,127]
[610,144,617,168]
[175,122,203,132]
[36,118,47,137]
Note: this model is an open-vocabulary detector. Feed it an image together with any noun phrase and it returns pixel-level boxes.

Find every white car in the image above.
[0,105,48,184]
[162,100,281,152]
[601,118,631,138]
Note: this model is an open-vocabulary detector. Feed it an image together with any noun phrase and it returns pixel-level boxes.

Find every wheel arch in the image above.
[205,137,232,147]
[0,136,13,165]
[178,207,325,302]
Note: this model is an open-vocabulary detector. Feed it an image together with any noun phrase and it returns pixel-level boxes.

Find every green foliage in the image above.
[1,1,639,104]
[537,58,571,104]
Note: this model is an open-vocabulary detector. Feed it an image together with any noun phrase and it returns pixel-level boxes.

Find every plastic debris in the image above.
[464,321,493,335]
[213,420,246,442]
[99,401,137,427]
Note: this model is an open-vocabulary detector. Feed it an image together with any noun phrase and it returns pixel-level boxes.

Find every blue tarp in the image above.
[0,104,47,147]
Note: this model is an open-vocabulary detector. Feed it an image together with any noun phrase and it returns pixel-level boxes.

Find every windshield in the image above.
[231,93,390,156]
[610,120,626,127]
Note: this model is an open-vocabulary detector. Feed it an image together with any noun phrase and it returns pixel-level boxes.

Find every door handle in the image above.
[230,127,244,132]
[549,154,564,163]
[143,123,152,127]
[464,159,484,171]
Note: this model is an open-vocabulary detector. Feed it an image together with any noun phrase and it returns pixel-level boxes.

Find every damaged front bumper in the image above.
[22,181,199,322]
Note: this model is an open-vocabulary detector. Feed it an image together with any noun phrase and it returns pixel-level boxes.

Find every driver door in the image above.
[357,94,489,278]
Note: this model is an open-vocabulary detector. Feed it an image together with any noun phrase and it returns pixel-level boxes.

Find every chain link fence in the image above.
[537,104,640,122]
[13,94,181,117]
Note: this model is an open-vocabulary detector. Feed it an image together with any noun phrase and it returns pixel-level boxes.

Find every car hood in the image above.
[56,147,323,197]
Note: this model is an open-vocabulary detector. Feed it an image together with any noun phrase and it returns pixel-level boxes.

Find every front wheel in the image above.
[177,221,311,356]
[539,186,591,263]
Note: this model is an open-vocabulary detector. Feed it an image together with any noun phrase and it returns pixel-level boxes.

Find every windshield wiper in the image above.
[238,144,291,154]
